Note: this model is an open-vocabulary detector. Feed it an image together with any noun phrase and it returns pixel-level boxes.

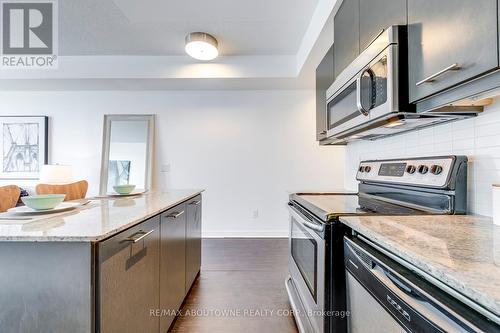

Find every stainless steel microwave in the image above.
[324,26,477,144]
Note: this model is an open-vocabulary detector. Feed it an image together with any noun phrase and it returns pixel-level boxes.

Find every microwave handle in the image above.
[356,69,372,117]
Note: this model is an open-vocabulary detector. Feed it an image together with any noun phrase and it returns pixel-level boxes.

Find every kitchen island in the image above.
[340,214,500,326]
[0,190,203,333]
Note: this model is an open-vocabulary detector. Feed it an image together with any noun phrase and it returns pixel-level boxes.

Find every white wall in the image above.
[0,90,345,237]
[345,98,500,217]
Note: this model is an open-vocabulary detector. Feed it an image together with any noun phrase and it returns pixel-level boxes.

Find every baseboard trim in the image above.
[202,230,289,238]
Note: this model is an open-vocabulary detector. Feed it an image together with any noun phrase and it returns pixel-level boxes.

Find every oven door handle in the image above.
[288,205,324,232]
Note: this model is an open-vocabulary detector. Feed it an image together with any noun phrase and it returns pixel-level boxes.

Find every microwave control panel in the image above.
[356,157,456,188]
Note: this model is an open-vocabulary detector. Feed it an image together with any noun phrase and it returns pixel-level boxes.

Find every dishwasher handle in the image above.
[346,240,425,303]
[372,265,424,301]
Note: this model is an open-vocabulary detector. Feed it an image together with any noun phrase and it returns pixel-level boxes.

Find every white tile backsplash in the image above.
[345,97,500,216]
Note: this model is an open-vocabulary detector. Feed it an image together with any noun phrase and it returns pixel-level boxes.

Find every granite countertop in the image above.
[0,190,202,242]
[340,215,500,321]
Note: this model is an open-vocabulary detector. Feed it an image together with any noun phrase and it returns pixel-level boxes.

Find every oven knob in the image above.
[406,165,416,174]
[364,166,372,173]
[431,165,443,175]
[418,165,429,174]
[359,166,365,172]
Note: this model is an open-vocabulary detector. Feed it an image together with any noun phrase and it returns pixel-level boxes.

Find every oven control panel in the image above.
[356,157,456,188]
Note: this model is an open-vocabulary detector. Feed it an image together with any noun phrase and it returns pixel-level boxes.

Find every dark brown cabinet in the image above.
[408,0,499,102]
[185,195,202,292]
[316,45,334,142]
[334,0,406,78]
[359,0,406,51]
[9,194,202,333]
[98,195,202,333]
[160,204,187,332]
[334,0,359,78]
[98,216,161,333]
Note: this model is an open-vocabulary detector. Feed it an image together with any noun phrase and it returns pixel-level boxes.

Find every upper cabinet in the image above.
[316,45,334,142]
[408,0,499,102]
[334,0,359,78]
[359,0,406,51]
[334,0,407,78]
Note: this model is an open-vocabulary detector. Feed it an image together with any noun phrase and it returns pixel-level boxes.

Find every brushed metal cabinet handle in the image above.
[166,211,185,219]
[189,200,201,206]
[124,229,154,243]
[416,63,461,86]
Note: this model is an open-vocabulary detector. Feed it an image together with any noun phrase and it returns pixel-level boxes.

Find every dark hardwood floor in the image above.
[170,238,298,333]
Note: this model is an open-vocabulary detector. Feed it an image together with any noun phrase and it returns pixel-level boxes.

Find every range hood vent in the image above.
[323,111,479,145]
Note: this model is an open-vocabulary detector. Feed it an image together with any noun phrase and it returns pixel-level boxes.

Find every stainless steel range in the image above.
[285,155,468,333]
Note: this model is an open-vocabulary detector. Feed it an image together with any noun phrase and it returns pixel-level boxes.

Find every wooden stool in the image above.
[36,180,89,201]
[0,185,21,212]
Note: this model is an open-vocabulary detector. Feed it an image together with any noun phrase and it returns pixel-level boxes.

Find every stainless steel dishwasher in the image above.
[344,237,500,333]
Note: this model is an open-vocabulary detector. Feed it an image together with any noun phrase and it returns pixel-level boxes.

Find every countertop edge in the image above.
[0,190,203,243]
[90,190,203,243]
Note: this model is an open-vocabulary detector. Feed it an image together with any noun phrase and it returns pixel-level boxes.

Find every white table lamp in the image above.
[40,165,74,184]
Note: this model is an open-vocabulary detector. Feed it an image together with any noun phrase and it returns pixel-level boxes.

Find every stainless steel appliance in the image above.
[344,237,499,333]
[323,26,478,145]
[286,155,468,333]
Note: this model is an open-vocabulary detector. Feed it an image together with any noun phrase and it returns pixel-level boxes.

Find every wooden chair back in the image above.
[0,185,21,212]
[36,180,89,201]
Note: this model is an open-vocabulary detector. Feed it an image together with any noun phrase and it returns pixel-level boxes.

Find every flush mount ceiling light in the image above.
[185,32,219,61]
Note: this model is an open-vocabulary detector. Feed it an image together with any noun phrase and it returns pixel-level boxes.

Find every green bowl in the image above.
[21,194,66,210]
[113,184,136,195]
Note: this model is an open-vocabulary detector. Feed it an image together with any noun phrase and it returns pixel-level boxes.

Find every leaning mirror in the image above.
[99,115,155,195]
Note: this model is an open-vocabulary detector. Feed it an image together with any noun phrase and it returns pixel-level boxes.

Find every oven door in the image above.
[288,205,325,333]
[326,45,394,139]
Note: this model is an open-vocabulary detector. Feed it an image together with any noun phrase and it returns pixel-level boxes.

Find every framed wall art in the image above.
[0,116,48,180]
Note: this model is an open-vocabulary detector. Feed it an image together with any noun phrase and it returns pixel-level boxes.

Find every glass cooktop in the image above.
[291,193,429,222]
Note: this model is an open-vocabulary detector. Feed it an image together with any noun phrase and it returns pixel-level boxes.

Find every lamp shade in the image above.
[39,165,73,184]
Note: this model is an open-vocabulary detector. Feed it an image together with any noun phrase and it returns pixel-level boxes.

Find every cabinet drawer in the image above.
[186,195,202,292]
[99,217,159,260]
[160,203,187,332]
[98,216,160,333]
[408,0,499,102]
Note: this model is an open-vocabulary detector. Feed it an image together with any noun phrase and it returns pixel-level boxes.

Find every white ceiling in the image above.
[2,0,341,90]
[59,0,319,56]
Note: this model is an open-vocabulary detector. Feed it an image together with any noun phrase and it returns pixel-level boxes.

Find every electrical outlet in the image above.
[252,210,259,219]
[161,164,171,172]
